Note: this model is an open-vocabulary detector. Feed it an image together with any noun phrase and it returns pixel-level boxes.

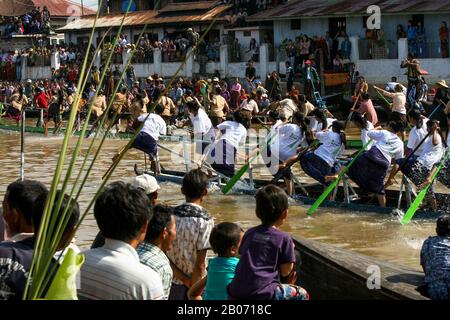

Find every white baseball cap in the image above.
[131,174,160,194]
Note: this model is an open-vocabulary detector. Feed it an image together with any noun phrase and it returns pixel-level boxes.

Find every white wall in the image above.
[234,29,263,61]
[25,66,52,80]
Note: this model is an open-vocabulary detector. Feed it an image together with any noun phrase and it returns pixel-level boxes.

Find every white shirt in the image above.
[361,121,375,150]
[407,118,429,153]
[279,98,298,119]
[385,82,407,95]
[368,130,404,163]
[270,123,305,161]
[78,238,164,300]
[217,121,247,150]
[138,113,167,141]
[189,108,214,141]
[314,130,344,166]
[240,99,259,114]
[310,117,336,132]
[418,134,444,170]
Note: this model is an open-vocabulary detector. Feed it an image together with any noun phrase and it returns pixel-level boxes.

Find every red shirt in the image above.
[34,92,48,109]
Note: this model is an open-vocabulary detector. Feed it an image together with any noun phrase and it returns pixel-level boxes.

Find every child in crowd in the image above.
[187,222,243,300]
[420,214,450,300]
[227,185,309,300]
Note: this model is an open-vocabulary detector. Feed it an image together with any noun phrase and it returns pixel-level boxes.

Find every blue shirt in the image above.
[420,236,450,284]
[204,256,239,300]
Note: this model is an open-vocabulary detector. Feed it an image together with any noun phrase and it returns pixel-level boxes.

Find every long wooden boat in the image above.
[293,236,427,299]
[0,122,369,148]
[138,166,447,219]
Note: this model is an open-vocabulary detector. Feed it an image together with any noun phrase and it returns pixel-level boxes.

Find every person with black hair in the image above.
[1,179,47,242]
[228,185,309,300]
[182,100,215,155]
[405,109,429,157]
[78,181,164,300]
[166,169,214,300]
[352,92,378,126]
[387,120,444,211]
[0,189,79,300]
[300,120,346,187]
[351,113,374,151]
[137,204,176,300]
[309,108,335,133]
[298,94,315,116]
[207,110,248,177]
[187,222,243,300]
[46,89,64,135]
[126,104,167,175]
[6,86,28,125]
[267,111,309,195]
[327,121,405,207]
[109,86,129,132]
[420,214,450,300]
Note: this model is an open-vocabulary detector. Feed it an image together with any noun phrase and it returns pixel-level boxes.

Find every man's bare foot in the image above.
[325,175,338,182]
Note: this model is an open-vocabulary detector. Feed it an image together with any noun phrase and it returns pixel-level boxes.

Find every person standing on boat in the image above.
[302,60,320,103]
[269,111,309,195]
[351,92,378,126]
[299,121,346,187]
[122,104,167,176]
[374,84,407,137]
[405,109,429,158]
[178,100,215,155]
[420,214,450,300]
[326,121,405,207]
[386,120,443,211]
[209,86,229,128]
[400,53,421,100]
[207,110,248,177]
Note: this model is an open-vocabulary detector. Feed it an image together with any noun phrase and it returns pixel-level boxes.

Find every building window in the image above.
[412,14,424,27]
[291,19,301,30]
[243,31,251,37]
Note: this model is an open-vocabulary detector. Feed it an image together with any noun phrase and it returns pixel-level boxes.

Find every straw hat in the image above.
[436,80,449,89]
[147,75,154,81]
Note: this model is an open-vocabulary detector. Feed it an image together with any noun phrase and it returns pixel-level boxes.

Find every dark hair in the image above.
[4,180,48,226]
[209,222,243,256]
[154,103,164,115]
[268,109,279,120]
[255,185,288,226]
[120,87,127,94]
[331,121,347,147]
[182,168,209,200]
[187,100,200,112]
[436,214,450,236]
[292,111,309,134]
[407,109,424,129]
[285,61,291,66]
[313,109,328,130]
[94,181,152,242]
[361,92,370,100]
[233,109,250,129]
[32,190,80,239]
[351,112,369,130]
[447,112,450,120]
[144,204,173,242]
[389,121,405,133]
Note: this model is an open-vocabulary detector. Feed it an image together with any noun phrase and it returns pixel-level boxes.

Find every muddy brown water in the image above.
[0,124,440,271]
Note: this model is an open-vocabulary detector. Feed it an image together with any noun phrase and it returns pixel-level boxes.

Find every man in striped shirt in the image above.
[78,182,164,300]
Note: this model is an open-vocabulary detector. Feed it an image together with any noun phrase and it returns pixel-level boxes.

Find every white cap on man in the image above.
[131,174,160,194]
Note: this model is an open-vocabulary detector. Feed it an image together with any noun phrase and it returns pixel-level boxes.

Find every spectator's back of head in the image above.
[3,180,48,235]
[94,182,152,243]
[181,169,209,201]
[436,215,450,237]
[209,222,243,257]
[255,185,289,226]
[32,190,79,250]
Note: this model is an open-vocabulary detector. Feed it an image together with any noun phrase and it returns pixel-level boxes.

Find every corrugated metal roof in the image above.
[0,0,96,17]
[248,0,450,21]
[158,1,221,13]
[58,4,230,31]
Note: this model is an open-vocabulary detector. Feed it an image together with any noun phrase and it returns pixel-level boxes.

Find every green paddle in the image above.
[306,139,373,215]
[401,149,450,225]
[222,130,278,194]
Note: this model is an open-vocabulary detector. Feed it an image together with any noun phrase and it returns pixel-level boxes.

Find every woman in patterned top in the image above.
[420,215,450,300]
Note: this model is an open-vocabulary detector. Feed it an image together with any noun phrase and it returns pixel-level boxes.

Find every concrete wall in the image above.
[25,66,52,80]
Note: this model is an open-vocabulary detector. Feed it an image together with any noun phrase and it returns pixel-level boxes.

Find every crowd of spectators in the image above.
[0,6,52,37]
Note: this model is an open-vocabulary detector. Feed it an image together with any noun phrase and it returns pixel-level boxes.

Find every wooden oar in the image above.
[306,139,373,215]
[222,130,279,194]
[344,92,361,130]
[401,149,450,225]
[20,109,25,181]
